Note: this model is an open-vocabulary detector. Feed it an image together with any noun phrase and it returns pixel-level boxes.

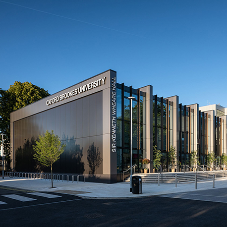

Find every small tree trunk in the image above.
[51,164,53,188]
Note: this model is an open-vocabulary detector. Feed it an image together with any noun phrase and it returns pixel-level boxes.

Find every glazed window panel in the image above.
[153,99,156,126]
[190,109,194,152]
[140,95,144,125]
[208,114,211,153]
[157,101,161,127]
[117,148,122,173]
[132,99,138,124]
[124,97,130,121]
[157,128,161,150]
[132,93,137,101]
[185,133,188,153]
[169,102,173,147]
[124,90,130,99]
[116,120,122,147]
[163,128,167,151]
[124,121,130,147]
[123,149,130,171]
[153,126,156,146]
[186,108,189,132]
[132,122,138,149]
[222,120,224,154]
[163,102,167,128]
[182,132,184,152]
[117,88,122,119]
[182,108,185,132]
[140,124,144,150]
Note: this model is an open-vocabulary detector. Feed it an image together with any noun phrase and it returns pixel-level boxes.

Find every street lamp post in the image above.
[128,96,135,192]
[1,134,5,179]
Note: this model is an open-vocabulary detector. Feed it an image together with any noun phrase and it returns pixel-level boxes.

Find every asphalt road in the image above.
[1,186,227,227]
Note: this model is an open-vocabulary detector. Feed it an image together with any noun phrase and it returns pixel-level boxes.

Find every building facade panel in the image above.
[11,70,117,183]
[10,70,227,182]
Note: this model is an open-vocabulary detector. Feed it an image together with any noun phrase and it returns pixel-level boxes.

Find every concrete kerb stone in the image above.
[1,177,227,199]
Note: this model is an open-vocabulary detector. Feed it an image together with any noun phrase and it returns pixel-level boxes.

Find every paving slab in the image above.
[1,177,227,199]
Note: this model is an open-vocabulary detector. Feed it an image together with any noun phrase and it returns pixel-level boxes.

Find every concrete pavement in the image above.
[1,176,227,199]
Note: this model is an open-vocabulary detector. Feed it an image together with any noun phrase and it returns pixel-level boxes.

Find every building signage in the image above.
[46,77,106,106]
[111,76,117,152]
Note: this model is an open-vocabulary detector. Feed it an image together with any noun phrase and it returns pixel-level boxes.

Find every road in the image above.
[0,185,227,227]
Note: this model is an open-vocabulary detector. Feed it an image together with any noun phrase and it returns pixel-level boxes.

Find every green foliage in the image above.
[221,153,227,166]
[33,130,65,167]
[153,145,162,170]
[33,130,65,188]
[0,89,12,165]
[207,152,216,167]
[168,146,176,167]
[190,151,198,168]
[0,82,49,166]
[8,81,49,110]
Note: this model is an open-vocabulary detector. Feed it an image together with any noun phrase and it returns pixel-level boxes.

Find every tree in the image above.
[33,130,65,188]
[153,145,162,171]
[207,152,216,169]
[0,89,13,165]
[221,153,227,168]
[0,82,49,167]
[168,146,176,169]
[190,151,198,169]
[7,81,49,110]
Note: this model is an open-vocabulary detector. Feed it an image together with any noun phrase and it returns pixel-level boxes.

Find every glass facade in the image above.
[152,96,174,171]
[116,83,145,173]
[178,104,190,166]
[11,70,227,179]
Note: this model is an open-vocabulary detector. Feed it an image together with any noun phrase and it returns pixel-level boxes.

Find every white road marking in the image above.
[0,201,7,205]
[0,199,80,211]
[27,192,62,198]
[2,194,36,202]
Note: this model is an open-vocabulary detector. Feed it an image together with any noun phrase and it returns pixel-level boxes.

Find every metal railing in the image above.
[122,164,137,182]
[5,172,85,183]
[139,170,226,186]
[183,165,194,172]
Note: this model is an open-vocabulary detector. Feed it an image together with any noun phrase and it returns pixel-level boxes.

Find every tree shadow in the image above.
[87,142,102,175]
[54,134,85,174]
[15,135,85,174]
[15,137,40,172]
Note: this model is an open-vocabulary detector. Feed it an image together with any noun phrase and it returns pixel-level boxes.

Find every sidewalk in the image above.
[1,177,227,199]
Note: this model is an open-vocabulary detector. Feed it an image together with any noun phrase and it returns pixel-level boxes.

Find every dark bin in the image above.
[132,176,142,194]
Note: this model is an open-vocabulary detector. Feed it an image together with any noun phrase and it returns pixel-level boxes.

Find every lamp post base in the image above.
[130,175,132,192]
[2,156,4,179]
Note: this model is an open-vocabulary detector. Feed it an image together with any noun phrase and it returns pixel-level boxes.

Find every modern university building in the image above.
[10,70,227,183]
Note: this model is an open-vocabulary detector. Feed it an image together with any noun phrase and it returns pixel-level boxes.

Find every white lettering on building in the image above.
[111,76,117,152]
[46,77,106,106]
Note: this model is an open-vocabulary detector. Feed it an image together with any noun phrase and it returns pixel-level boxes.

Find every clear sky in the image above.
[1,0,227,107]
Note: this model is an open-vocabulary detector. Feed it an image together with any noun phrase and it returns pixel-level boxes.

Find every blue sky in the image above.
[1,0,227,107]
